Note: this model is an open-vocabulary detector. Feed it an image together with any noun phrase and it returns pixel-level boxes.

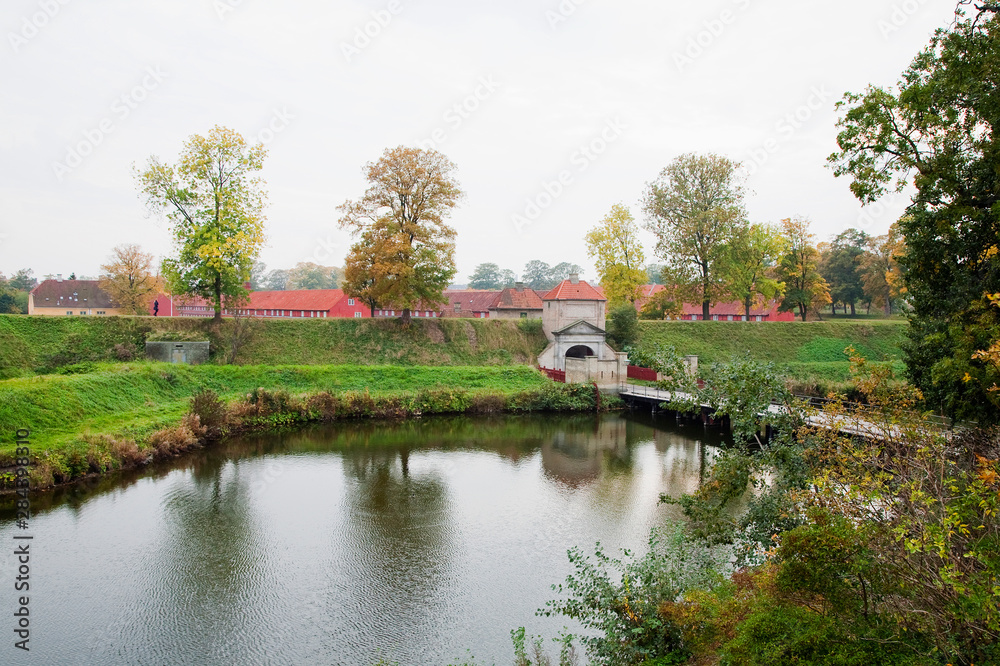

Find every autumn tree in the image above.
[98,243,164,314]
[858,223,906,317]
[137,125,267,322]
[338,147,462,322]
[585,203,647,307]
[642,153,747,320]
[776,216,831,322]
[828,5,1000,421]
[725,223,787,319]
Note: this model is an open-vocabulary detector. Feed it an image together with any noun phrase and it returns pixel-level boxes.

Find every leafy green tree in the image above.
[828,6,1000,422]
[338,146,463,322]
[8,269,35,291]
[642,153,747,320]
[286,262,341,290]
[137,125,267,322]
[606,303,640,349]
[550,262,585,284]
[468,262,503,289]
[522,260,553,291]
[725,223,786,319]
[818,228,869,315]
[776,217,830,322]
[0,290,20,314]
[249,261,268,290]
[645,263,666,285]
[585,203,647,307]
[499,269,517,288]
[261,268,289,291]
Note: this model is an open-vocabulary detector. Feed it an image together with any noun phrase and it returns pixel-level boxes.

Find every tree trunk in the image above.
[744,295,751,320]
[850,301,856,316]
[213,274,223,323]
[884,299,891,317]
[401,308,411,323]
[702,299,710,321]
[799,303,808,322]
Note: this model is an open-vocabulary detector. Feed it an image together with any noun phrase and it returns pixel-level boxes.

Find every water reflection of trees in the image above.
[334,445,455,659]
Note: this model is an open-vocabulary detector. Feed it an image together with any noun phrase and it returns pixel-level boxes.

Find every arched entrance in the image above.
[565,344,595,360]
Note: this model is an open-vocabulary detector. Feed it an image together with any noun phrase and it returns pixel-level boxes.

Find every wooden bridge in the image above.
[619,383,957,441]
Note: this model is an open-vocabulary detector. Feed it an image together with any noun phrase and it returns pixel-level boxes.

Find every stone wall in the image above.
[145,341,210,365]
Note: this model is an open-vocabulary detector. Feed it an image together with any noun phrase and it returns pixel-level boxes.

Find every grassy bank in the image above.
[0,315,549,378]
[0,362,604,490]
[635,320,908,394]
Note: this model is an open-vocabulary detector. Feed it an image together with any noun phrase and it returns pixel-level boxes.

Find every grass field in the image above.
[635,320,908,393]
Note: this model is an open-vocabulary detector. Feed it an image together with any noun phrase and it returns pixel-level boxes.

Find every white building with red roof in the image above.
[537,274,627,387]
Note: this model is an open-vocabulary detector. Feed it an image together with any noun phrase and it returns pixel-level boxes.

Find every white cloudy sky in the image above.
[0,0,960,283]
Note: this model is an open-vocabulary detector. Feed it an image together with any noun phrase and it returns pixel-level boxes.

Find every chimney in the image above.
[569,273,579,284]
[56,274,63,282]
[515,281,524,292]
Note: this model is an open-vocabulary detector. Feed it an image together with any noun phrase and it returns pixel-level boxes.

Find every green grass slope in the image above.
[0,315,550,377]
[635,320,908,392]
[0,363,555,455]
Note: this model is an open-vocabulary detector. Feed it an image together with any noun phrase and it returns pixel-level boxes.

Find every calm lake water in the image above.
[0,413,728,666]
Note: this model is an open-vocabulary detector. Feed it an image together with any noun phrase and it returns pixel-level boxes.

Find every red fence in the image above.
[538,366,566,383]
[627,365,658,381]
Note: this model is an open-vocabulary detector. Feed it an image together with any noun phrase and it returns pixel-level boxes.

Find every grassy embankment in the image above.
[0,362,600,490]
[634,320,908,395]
[0,314,549,377]
[0,315,581,490]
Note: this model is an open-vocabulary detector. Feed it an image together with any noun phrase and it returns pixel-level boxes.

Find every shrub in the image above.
[190,388,228,436]
[112,343,136,361]
[148,413,205,459]
[607,304,640,349]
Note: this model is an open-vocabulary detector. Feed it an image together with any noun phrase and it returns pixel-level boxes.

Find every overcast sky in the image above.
[0,0,960,284]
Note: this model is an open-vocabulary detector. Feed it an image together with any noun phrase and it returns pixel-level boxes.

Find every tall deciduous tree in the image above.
[286,262,341,290]
[818,228,870,315]
[725,223,787,319]
[642,153,747,320]
[338,146,463,322]
[585,203,647,307]
[137,125,267,322]
[776,217,831,322]
[522,260,553,291]
[468,263,503,289]
[98,243,164,314]
[828,5,1000,422]
[858,223,906,317]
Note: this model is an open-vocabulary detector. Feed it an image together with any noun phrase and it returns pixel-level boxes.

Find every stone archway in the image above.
[565,344,595,360]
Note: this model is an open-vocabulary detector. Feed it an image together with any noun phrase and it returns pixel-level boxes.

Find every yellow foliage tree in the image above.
[137,125,267,322]
[857,222,906,317]
[585,203,647,307]
[776,216,831,321]
[98,244,164,314]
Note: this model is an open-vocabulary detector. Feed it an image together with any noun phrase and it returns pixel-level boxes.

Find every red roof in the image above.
[631,284,791,318]
[247,289,346,310]
[490,286,543,310]
[171,289,348,312]
[440,289,500,316]
[542,279,606,301]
